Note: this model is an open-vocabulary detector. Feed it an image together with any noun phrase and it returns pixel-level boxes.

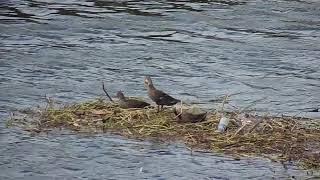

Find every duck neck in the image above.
[118,95,126,101]
[148,84,156,90]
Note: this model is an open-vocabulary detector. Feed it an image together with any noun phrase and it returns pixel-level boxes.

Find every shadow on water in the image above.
[0,0,248,23]
[0,5,40,23]
[90,0,163,16]
[223,27,303,39]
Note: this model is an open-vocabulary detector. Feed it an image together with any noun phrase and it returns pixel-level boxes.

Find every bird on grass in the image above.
[116,91,150,109]
[144,76,180,112]
[173,104,207,123]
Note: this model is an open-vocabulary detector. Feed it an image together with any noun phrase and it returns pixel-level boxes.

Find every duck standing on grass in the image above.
[144,76,180,112]
[116,91,150,109]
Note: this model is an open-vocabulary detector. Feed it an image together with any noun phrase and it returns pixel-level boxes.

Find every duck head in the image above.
[116,91,126,100]
[144,76,154,89]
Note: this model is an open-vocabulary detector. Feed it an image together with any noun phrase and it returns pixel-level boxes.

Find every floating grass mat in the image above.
[7,98,320,169]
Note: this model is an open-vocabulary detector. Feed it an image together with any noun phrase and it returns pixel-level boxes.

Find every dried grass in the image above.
[7,98,320,169]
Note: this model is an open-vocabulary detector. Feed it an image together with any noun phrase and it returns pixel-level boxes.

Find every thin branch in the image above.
[174,101,183,119]
[102,82,114,102]
[44,94,53,110]
[233,122,248,136]
[220,94,230,113]
[247,118,264,134]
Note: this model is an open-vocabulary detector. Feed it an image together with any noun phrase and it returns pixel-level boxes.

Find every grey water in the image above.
[0,0,319,179]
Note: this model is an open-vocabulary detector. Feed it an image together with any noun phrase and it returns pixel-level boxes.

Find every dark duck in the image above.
[144,76,180,112]
[116,91,150,109]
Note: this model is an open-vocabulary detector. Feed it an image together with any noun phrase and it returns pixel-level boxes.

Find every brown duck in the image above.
[116,91,150,109]
[173,104,207,123]
[144,76,180,112]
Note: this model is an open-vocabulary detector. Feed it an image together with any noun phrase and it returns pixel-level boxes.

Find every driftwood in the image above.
[102,82,114,102]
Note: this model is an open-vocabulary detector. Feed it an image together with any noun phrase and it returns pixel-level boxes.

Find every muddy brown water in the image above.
[0,0,320,179]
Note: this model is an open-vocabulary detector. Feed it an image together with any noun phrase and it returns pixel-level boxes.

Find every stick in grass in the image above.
[102,82,114,102]
[247,118,264,134]
[174,100,183,119]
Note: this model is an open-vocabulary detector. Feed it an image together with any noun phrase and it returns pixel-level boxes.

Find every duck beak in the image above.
[144,80,148,88]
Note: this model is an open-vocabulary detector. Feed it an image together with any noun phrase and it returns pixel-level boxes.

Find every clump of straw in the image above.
[7,97,320,169]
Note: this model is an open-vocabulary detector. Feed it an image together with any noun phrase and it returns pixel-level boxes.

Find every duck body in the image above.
[117,91,150,109]
[173,105,207,123]
[175,111,207,123]
[147,86,180,106]
[144,76,180,111]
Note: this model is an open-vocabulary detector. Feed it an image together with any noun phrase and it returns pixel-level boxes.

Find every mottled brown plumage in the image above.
[144,76,180,112]
[116,91,150,109]
[173,105,207,123]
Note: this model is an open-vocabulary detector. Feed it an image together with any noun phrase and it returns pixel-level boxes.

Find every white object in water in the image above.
[218,116,230,133]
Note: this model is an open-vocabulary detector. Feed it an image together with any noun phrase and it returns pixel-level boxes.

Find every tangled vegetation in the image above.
[7,97,320,169]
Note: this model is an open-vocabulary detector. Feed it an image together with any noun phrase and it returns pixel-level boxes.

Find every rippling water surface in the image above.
[1,0,320,179]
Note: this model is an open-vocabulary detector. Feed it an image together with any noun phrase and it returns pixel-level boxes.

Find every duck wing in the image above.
[175,111,207,123]
[156,90,180,106]
[126,99,150,108]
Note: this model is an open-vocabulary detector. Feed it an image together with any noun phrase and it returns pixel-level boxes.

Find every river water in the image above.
[0,0,320,179]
